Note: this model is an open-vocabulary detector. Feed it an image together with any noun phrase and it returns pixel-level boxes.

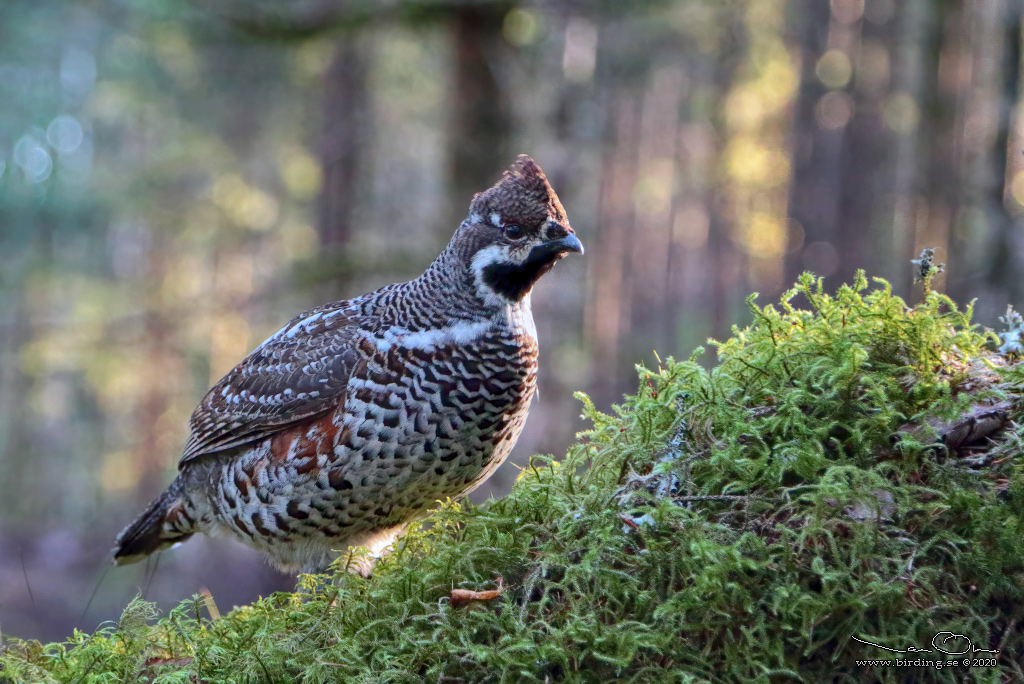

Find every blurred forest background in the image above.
[3,0,1024,642]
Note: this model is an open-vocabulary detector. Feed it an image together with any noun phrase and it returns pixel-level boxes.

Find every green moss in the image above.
[3,272,1023,683]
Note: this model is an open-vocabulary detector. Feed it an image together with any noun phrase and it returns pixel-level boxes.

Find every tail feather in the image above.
[113,484,195,565]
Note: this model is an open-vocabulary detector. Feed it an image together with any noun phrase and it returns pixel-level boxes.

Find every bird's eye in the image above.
[504,224,524,240]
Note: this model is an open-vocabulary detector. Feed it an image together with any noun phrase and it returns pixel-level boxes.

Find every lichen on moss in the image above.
[3,271,1023,683]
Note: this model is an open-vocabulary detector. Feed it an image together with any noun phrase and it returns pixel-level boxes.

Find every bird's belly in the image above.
[330,340,538,518]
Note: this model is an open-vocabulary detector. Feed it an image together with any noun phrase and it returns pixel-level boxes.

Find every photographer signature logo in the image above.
[853,632,999,657]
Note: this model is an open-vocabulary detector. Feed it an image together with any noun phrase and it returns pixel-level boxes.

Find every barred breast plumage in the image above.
[113,155,582,574]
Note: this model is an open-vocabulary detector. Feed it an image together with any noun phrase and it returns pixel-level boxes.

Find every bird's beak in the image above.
[527,230,584,265]
[548,232,584,256]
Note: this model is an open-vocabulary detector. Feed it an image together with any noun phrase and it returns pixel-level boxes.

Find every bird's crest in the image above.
[469,154,567,226]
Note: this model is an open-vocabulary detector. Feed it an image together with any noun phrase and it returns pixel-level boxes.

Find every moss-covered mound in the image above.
[4,272,1024,683]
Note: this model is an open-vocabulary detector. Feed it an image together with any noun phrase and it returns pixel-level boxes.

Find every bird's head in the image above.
[451,154,583,304]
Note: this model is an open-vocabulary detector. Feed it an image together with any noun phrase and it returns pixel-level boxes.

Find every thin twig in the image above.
[20,553,35,614]
[79,565,110,627]
[143,552,161,599]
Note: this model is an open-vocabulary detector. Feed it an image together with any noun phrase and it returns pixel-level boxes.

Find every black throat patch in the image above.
[482,245,562,301]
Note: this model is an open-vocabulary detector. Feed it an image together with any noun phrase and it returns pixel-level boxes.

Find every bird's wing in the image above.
[180,300,374,465]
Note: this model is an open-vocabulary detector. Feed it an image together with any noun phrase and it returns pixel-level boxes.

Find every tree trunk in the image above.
[317,35,372,255]
[447,5,512,236]
[786,0,844,290]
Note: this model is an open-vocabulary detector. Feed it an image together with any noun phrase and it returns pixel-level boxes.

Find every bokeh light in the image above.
[46,115,84,153]
[211,174,280,231]
[503,8,542,46]
[803,241,840,276]
[882,91,920,133]
[13,133,53,184]
[816,90,855,129]
[816,50,853,90]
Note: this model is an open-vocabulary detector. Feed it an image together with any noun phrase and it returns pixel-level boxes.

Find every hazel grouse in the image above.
[113,155,582,574]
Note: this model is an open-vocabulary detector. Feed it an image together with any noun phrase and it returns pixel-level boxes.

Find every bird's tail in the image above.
[112,480,197,565]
